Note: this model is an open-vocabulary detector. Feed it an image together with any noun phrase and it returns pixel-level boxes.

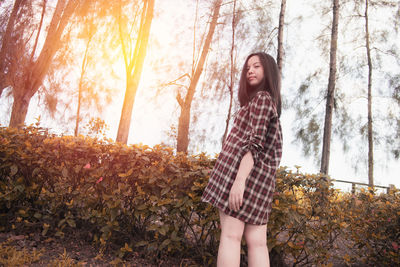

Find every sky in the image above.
[0,0,399,192]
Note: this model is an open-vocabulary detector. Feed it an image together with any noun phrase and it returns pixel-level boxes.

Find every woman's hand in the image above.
[229,151,253,212]
[229,179,246,212]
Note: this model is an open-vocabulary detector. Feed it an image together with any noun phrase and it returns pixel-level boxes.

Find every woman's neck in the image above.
[248,85,262,99]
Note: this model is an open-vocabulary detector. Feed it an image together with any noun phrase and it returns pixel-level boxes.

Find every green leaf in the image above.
[101,225,110,234]
[159,225,167,236]
[58,219,66,228]
[148,224,158,231]
[110,208,118,221]
[118,168,133,177]
[149,176,157,184]
[62,167,68,178]
[135,240,149,247]
[32,167,40,176]
[66,219,76,228]
[10,164,18,176]
[15,185,25,193]
[74,165,82,173]
[55,231,64,238]
[161,187,170,196]
[137,204,147,210]
[170,230,181,242]
[42,228,49,236]
[159,239,171,250]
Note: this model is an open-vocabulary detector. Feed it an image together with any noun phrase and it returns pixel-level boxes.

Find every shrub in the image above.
[341,188,400,266]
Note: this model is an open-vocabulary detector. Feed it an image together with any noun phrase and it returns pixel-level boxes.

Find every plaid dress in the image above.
[202,91,283,225]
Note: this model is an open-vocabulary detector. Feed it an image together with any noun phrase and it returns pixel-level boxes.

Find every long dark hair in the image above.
[238,52,281,117]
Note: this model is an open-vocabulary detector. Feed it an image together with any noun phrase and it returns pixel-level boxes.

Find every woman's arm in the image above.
[229,151,254,212]
[229,92,274,212]
[236,151,254,182]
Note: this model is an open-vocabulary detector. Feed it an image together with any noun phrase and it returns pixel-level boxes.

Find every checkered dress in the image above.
[202,91,283,225]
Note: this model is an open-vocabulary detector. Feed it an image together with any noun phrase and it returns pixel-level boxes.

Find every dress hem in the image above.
[201,197,269,226]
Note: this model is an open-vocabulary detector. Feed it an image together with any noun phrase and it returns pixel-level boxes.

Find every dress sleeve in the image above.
[241,92,275,165]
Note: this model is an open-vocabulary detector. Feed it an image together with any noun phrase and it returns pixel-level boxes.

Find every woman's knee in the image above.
[219,210,245,242]
[221,229,243,243]
[244,224,267,248]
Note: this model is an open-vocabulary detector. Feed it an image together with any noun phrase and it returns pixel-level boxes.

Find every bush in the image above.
[0,126,399,266]
[341,188,400,266]
[0,126,219,264]
[269,169,344,266]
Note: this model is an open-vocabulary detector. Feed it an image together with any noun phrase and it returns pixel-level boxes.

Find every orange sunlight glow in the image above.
[112,1,194,146]
[69,0,193,146]
[103,14,182,146]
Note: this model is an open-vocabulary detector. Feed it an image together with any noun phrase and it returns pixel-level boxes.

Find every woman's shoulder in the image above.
[250,91,279,115]
[251,90,272,104]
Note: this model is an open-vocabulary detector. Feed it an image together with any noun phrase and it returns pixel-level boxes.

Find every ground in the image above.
[0,229,359,266]
[0,230,184,266]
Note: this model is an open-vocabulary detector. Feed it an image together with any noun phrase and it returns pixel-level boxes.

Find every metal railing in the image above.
[332,179,395,194]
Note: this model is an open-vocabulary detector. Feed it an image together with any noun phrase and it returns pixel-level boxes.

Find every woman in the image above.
[202,52,283,266]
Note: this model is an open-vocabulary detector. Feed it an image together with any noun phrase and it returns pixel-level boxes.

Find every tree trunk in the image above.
[75,33,93,136]
[75,82,83,136]
[320,0,339,174]
[364,0,374,187]
[176,0,222,153]
[270,2,288,265]
[222,0,236,146]
[0,0,25,97]
[116,0,154,144]
[276,0,286,91]
[9,92,31,128]
[75,19,95,137]
[8,0,80,128]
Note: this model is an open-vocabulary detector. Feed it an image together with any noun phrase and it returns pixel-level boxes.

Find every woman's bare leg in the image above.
[217,210,245,267]
[244,223,270,267]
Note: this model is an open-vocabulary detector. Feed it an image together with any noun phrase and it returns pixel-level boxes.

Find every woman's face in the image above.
[246,55,264,87]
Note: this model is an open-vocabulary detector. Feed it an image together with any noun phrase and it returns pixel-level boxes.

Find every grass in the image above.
[0,238,44,266]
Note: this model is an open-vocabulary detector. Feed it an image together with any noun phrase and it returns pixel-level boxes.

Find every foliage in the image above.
[269,169,343,266]
[341,188,400,266]
[0,238,43,266]
[0,125,219,265]
[48,249,85,267]
[0,126,399,266]
[83,117,110,139]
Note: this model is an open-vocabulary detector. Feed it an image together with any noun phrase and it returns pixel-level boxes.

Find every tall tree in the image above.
[290,3,342,165]
[363,0,373,186]
[350,0,399,185]
[74,20,95,136]
[221,0,237,145]
[320,0,340,174]
[6,0,81,128]
[116,0,155,144]
[0,0,25,98]
[276,0,286,91]
[176,0,222,153]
